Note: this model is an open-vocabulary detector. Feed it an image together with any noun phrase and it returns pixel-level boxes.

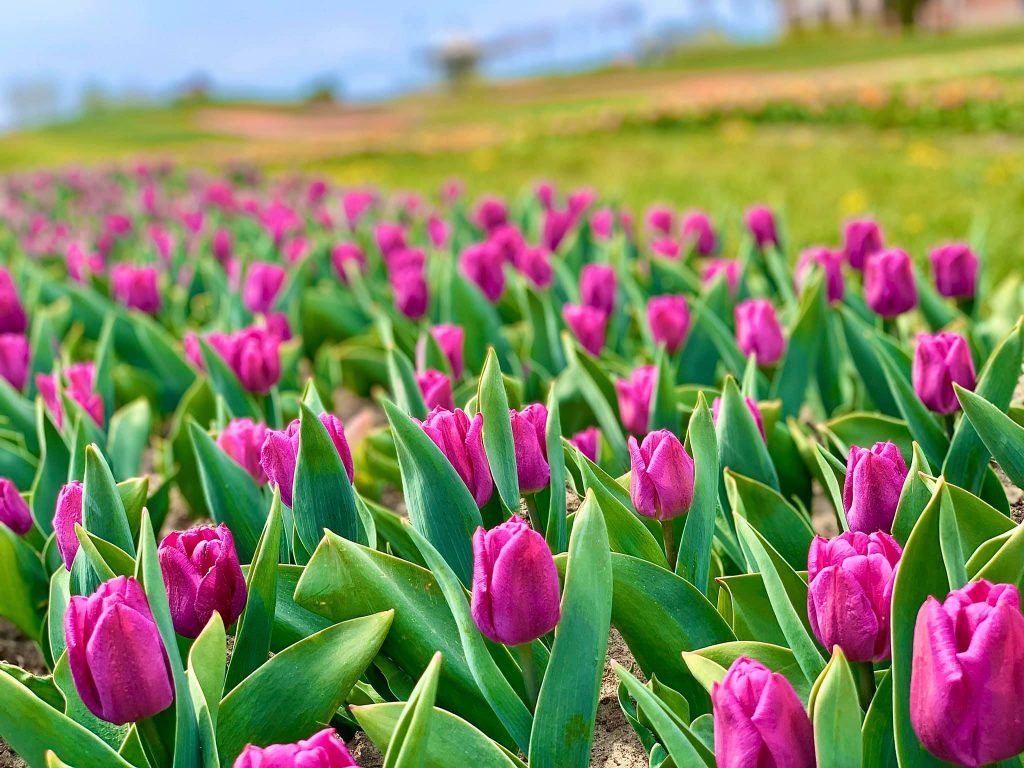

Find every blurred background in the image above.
[2,0,1024,268]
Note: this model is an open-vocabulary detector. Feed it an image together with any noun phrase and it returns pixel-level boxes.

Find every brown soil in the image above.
[0,619,41,768]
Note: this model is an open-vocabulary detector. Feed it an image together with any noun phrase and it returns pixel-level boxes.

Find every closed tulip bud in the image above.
[460,242,505,303]
[212,228,232,264]
[615,365,656,435]
[233,728,358,768]
[562,304,607,357]
[260,413,354,507]
[681,209,717,256]
[510,404,549,494]
[0,333,29,390]
[712,657,815,768]
[390,259,429,320]
[646,205,674,236]
[217,418,270,484]
[54,481,83,570]
[569,427,600,463]
[580,264,616,316]
[628,430,695,520]
[111,264,161,314]
[474,197,508,233]
[542,208,575,252]
[38,362,104,429]
[807,531,902,662]
[843,441,908,534]
[651,238,682,260]
[535,180,556,210]
[712,395,766,442]
[374,222,407,263]
[647,295,690,354]
[158,524,247,639]
[0,267,27,334]
[843,218,884,271]
[416,324,465,379]
[471,516,561,646]
[864,249,918,317]
[65,576,174,725]
[418,407,493,507]
[0,478,32,535]
[343,189,376,228]
[744,205,779,250]
[330,243,366,283]
[590,208,614,240]
[735,299,785,366]
[416,369,453,411]
[796,246,845,303]
[929,243,978,299]
[516,245,554,289]
[911,580,1024,767]
[232,327,281,394]
[488,225,525,264]
[243,262,286,314]
[427,214,450,249]
[702,258,741,296]
[260,312,291,342]
[912,332,976,414]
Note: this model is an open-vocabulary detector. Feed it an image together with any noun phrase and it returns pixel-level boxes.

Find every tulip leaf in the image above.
[689,293,751,382]
[560,337,628,470]
[861,670,897,768]
[647,347,679,433]
[972,520,1024,589]
[523,285,565,377]
[132,314,197,411]
[891,442,932,546]
[92,316,116,427]
[107,398,152,479]
[188,613,225,768]
[197,338,257,421]
[716,573,787,646]
[837,305,900,416]
[478,348,521,515]
[31,404,71,535]
[217,611,393,767]
[726,470,814,572]
[809,647,863,768]
[383,652,442,768]
[544,390,567,553]
[678,393,718,592]
[773,271,826,419]
[956,382,1024,494]
[717,377,779,507]
[0,377,37,454]
[82,445,135,556]
[387,345,428,420]
[683,641,812,703]
[382,398,481,587]
[0,523,47,641]
[448,272,512,376]
[52,651,128,749]
[812,443,849,531]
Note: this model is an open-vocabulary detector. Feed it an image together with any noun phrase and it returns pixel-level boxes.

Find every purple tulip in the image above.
[390,256,429,320]
[843,442,908,534]
[744,205,779,250]
[681,210,716,256]
[37,362,104,429]
[343,189,376,229]
[474,197,508,234]
[535,181,556,210]
[807,531,902,662]
[417,407,493,507]
[712,396,766,442]
[580,264,616,316]
[54,481,83,570]
[569,427,600,463]
[651,238,682,260]
[65,576,174,725]
[330,243,366,283]
[912,332,976,414]
[864,249,918,318]
[0,267,27,334]
[460,242,505,303]
[471,516,561,646]
[646,205,674,236]
[416,324,465,379]
[233,728,358,768]
[712,657,815,768]
[647,295,690,354]
[211,228,233,264]
[702,259,741,296]
[510,404,549,494]
[0,478,32,535]
[735,299,785,366]
[615,365,657,435]
[217,418,270,484]
[590,208,614,240]
[158,524,247,639]
[231,327,281,394]
[488,225,525,264]
[929,243,978,299]
[796,246,845,304]
[542,207,576,252]
[911,580,1024,767]
[243,262,287,314]
[111,264,161,315]
[0,333,29,391]
[260,413,354,507]
[416,369,454,411]
[628,430,695,521]
[516,245,554,289]
[843,218,884,271]
[562,304,607,357]
[427,214,450,249]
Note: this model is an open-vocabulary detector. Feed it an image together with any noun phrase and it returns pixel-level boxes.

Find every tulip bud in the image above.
[111,264,161,315]
[569,427,600,463]
[615,365,656,436]
[65,576,174,725]
[712,395,766,441]
[0,333,29,391]
[735,299,785,366]
[37,362,104,429]
[416,369,454,411]
[590,208,614,241]
[535,181,556,210]
[929,243,978,299]
[260,413,354,507]
[681,209,716,256]
[542,208,575,252]
[807,531,902,662]
[416,324,465,379]
[158,524,247,638]
[488,225,525,264]
[562,304,607,357]
[516,245,554,289]
[702,259,741,296]
[343,189,376,228]
[843,218,884,271]
[864,249,918,317]
[243,262,287,314]
[460,242,505,303]
[233,728,358,768]
[843,441,908,534]
[510,404,549,494]
[374,222,407,264]
[0,267,27,334]
[911,580,1024,767]
[651,238,682,260]
[390,257,429,320]
[647,295,690,354]
[212,228,232,264]
[471,516,561,646]
[427,214,450,249]
[474,197,508,233]
[417,407,493,507]
[0,478,32,535]
[217,418,270,484]
[646,205,674,236]
[744,205,779,250]
[712,657,815,768]
[628,430,695,521]
[580,264,616,316]
[232,327,281,394]
[54,481,83,570]
[912,332,976,414]
[796,246,845,303]
[330,243,366,283]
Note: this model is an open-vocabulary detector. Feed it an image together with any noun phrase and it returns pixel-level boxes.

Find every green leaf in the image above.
[107,398,152,479]
[560,339,628,470]
[811,443,848,532]
[198,338,257,420]
[726,470,814,572]
[891,443,932,546]
[836,306,899,416]
[384,652,442,768]
[861,670,897,768]
[478,349,520,514]
[678,393,718,592]
[544,390,567,553]
[387,345,428,420]
[647,347,679,433]
[31,404,71,536]
[772,271,826,418]
[717,377,779,502]
[188,613,226,768]
[823,413,913,463]
[683,641,813,703]
[52,651,128,749]
[809,647,863,768]
[0,524,47,641]
[956,383,1024,493]
[82,445,135,556]
[0,377,37,454]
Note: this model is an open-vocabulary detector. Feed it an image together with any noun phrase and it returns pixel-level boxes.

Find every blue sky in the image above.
[0,0,779,125]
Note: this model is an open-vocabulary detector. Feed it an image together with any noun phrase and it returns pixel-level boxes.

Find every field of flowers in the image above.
[1,164,1024,768]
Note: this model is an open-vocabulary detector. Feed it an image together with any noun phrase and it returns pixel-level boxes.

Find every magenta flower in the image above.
[0,333,29,391]
[864,249,917,318]
[702,259,741,296]
[343,189,376,229]
[645,205,674,236]
[416,369,454,411]
[569,427,600,463]
[217,418,270,484]
[487,225,525,265]
[331,243,367,284]
[416,324,465,380]
[647,295,690,354]
[0,267,27,334]
[681,209,716,256]
[843,218,884,271]
[427,214,450,249]
[796,246,845,303]
[843,441,908,534]
[735,299,785,366]
[0,478,32,535]
[260,413,354,507]
[650,238,682,260]
[391,264,428,320]
[535,180,556,210]
[54,481,83,570]
[473,196,508,233]
[417,407,492,507]
[744,205,779,250]
[515,245,554,289]
[929,243,978,299]
[590,208,614,240]
[562,304,607,357]
[628,430,694,521]
[233,728,358,768]
[212,229,233,265]
[712,395,766,442]
[243,262,286,315]
[460,242,505,303]
[510,404,549,494]
[542,207,576,252]
[111,264,161,314]
[231,327,281,394]
[374,222,408,265]
[912,332,976,414]
[580,264,616,316]
[615,365,657,435]
[37,362,104,428]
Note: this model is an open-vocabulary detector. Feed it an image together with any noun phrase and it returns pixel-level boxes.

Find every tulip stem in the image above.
[516,642,542,711]
[855,662,876,711]
[661,519,677,571]
[944,412,957,438]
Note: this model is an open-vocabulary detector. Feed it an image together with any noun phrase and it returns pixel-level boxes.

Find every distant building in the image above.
[781,0,884,27]
[917,0,1024,28]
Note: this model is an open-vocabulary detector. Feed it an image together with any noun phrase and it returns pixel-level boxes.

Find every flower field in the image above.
[1,164,1024,768]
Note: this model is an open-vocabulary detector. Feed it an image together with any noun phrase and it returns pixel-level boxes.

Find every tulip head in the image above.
[646,205,674,236]
[628,430,695,521]
[650,238,682,260]
[217,418,269,484]
[416,369,454,411]
[843,441,908,534]
[562,304,608,357]
[418,407,493,507]
[343,189,376,228]
[796,246,845,303]
[232,327,281,394]
[460,242,505,303]
[569,426,600,463]
[744,205,779,250]
[702,259,741,296]
[0,267,27,334]
[735,299,785,366]
[474,197,508,233]
[681,209,717,256]
[864,249,918,318]
[646,295,690,354]
[260,413,354,507]
[843,218,884,271]
[590,208,614,240]
[0,478,32,535]
[111,264,161,314]
[54,481,84,570]
[579,264,616,316]
[390,257,428,320]
[510,404,549,494]
[912,332,976,414]
[515,245,554,289]
[416,324,465,380]
[233,728,358,768]
[330,243,366,283]
[929,243,978,299]
[373,222,407,262]
[542,207,576,252]
[0,333,29,391]
[615,365,657,435]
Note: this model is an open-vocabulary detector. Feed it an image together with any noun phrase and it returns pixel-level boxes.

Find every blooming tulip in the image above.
[390,257,428,319]
[37,362,104,428]
[843,218,884,271]
[542,207,575,252]
[796,246,845,303]
[54,481,83,570]
[0,333,29,390]
[807,531,902,661]
[460,242,505,303]
[843,441,908,534]
[712,395,765,442]
[374,222,407,264]
[471,516,561,646]
[343,189,376,228]
[416,369,453,411]
[647,295,690,354]
[427,214,449,249]
[864,249,917,317]
[65,576,174,725]
[681,209,716,256]
[418,407,492,507]
[233,728,358,768]
[0,267,27,334]
[651,238,682,260]
[744,205,779,250]
[232,327,281,394]
[0,478,32,535]
[562,304,607,356]
[510,404,549,494]
[579,264,616,316]
[628,430,694,521]
[111,264,161,314]
[645,205,674,236]
[474,197,508,233]
[702,259,741,295]
[535,181,556,210]
[488,225,525,264]
[260,413,354,507]
[330,243,366,283]
[217,418,270,484]
[243,262,286,314]
[615,365,656,435]
[569,427,600,463]
[416,324,465,379]
[912,332,976,414]
[516,245,554,289]
[911,580,1024,766]
[212,229,232,264]
[929,243,978,299]
[735,299,785,366]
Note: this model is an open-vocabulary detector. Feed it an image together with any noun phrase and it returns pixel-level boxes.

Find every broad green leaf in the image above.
[809,648,863,768]
[862,670,897,768]
[544,390,567,553]
[478,349,520,515]
[716,573,787,646]
[683,641,812,702]
[560,338,628,470]
[717,377,779,505]
[773,271,826,418]
[837,305,899,417]
[956,383,1024,493]
[387,345,428,419]
[647,347,679,433]
[726,470,814,571]
[107,399,152,479]
[188,613,226,768]
[198,338,257,420]
[31,404,70,535]
[0,377,37,454]
[52,651,127,749]
[678,393,718,592]
[82,446,135,556]
[0,524,46,641]
[891,443,932,546]
[383,652,442,768]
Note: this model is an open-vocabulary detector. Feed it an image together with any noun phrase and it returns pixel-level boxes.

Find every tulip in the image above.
[427,214,450,249]
[65,576,174,725]
[343,189,376,228]
[735,299,785,366]
[37,362,104,428]
[217,418,270,484]
[568,187,596,217]
[54,481,83,570]
[569,427,600,463]
[646,205,674,236]
[474,197,508,233]
[260,312,291,341]
[510,404,549,494]
[930,243,978,299]
[712,657,815,768]
[284,238,310,265]
[416,324,465,379]
[0,478,32,535]
[843,218,884,271]
[562,304,607,357]
[488,225,525,264]
[744,205,779,250]
[843,441,908,534]
[471,515,561,646]
[389,254,429,319]
[702,258,741,296]
[0,267,27,334]
[233,728,358,768]
[580,264,616,316]
[442,178,464,206]
[712,395,766,442]
[260,413,354,507]
[651,238,682,260]
[681,209,716,256]
[912,332,976,415]
[535,181,556,210]
[796,246,845,303]
[111,264,161,314]
[647,295,690,354]
[542,207,575,252]
[807,531,902,662]
[374,222,407,264]
[148,224,175,263]
[628,430,694,521]
[212,228,233,264]
[159,524,247,638]
[416,369,454,411]
[417,407,493,507]
[232,327,281,394]
[330,243,366,283]
[911,580,1024,767]
[66,242,103,282]
[864,249,918,317]
[460,242,505,303]
[615,365,657,435]
[515,245,554,289]
[0,333,29,390]
[590,208,614,240]
[243,262,286,314]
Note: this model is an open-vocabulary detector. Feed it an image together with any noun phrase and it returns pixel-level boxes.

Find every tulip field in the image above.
[2,164,1024,768]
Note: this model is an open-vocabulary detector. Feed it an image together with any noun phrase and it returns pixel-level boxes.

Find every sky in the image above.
[0,0,780,127]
